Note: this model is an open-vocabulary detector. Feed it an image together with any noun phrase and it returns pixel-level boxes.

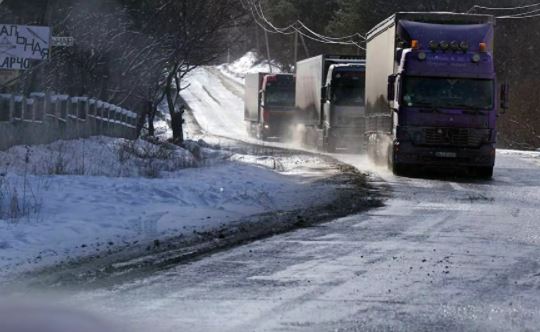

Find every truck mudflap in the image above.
[392,141,496,168]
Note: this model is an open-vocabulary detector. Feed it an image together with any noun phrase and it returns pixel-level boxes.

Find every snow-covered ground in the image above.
[218,51,281,85]
[0,134,342,281]
[57,149,540,332]
[181,67,247,140]
[0,53,320,281]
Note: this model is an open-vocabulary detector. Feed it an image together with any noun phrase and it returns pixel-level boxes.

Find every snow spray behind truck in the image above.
[295,55,366,152]
[244,73,295,140]
[365,12,509,178]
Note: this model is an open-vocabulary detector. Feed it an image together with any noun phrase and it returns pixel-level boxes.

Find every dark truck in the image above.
[295,55,366,152]
[244,72,295,140]
[365,12,509,178]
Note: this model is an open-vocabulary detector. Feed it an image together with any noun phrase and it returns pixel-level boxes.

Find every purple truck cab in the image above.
[366,12,509,178]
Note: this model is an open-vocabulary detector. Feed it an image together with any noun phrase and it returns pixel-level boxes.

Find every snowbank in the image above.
[0,136,233,178]
[0,137,339,281]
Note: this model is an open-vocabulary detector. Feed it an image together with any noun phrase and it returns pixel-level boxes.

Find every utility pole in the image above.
[255,25,260,52]
[293,30,298,71]
[264,29,272,73]
[300,33,310,58]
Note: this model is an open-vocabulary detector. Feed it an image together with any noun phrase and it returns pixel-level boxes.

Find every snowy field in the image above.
[0,133,343,281]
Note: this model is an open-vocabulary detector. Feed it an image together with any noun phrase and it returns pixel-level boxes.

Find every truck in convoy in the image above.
[244,73,295,140]
[365,12,508,178]
[295,55,366,152]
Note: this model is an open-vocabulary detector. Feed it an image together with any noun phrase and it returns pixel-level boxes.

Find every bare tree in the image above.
[126,0,247,142]
[1,0,247,143]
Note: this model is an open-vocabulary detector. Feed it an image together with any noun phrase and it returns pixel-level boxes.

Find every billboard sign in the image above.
[0,24,51,70]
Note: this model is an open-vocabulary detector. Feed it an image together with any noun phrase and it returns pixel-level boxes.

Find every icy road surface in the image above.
[9,64,540,331]
[49,149,540,331]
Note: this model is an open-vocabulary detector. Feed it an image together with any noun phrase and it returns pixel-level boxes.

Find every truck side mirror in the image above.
[500,82,509,113]
[387,74,397,102]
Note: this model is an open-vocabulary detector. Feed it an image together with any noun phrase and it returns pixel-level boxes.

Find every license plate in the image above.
[435,152,457,158]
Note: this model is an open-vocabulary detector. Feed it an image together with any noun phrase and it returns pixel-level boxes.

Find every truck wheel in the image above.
[474,166,493,179]
[391,161,407,176]
[256,126,267,141]
[325,138,337,153]
[246,123,254,137]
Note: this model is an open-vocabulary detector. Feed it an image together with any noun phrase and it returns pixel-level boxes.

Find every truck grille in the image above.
[333,116,364,128]
[422,128,487,147]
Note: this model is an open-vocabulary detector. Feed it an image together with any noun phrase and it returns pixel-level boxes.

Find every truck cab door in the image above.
[387,74,400,111]
[259,89,265,123]
[388,74,402,136]
[322,84,332,129]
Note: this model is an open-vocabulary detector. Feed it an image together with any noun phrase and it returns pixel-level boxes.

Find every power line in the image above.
[498,12,540,19]
[468,2,540,13]
[295,20,366,42]
[496,6,540,18]
[251,1,296,34]
[242,0,365,49]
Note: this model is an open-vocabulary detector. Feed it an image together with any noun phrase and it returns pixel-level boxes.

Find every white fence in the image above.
[0,93,138,150]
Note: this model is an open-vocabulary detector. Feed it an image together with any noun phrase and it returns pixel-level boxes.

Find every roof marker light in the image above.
[460,41,469,51]
[411,40,420,50]
[479,43,488,53]
[450,41,459,51]
[429,40,439,51]
[440,41,449,51]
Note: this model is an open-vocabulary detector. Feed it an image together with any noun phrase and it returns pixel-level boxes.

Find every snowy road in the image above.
[9,65,540,331]
[45,148,540,331]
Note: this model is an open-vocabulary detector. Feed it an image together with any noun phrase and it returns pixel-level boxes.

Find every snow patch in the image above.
[0,137,339,281]
[218,51,281,84]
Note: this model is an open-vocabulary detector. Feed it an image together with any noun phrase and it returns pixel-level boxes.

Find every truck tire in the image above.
[246,123,254,137]
[389,149,407,176]
[325,138,337,153]
[391,162,403,176]
[256,126,267,141]
[474,166,494,179]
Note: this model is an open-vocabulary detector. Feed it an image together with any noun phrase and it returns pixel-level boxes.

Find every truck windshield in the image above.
[402,77,494,110]
[265,86,295,107]
[332,71,365,106]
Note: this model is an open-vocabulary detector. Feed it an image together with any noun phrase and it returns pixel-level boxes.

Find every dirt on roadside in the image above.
[6,151,385,291]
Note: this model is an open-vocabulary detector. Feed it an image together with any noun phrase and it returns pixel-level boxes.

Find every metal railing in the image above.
[0,93,138,150]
